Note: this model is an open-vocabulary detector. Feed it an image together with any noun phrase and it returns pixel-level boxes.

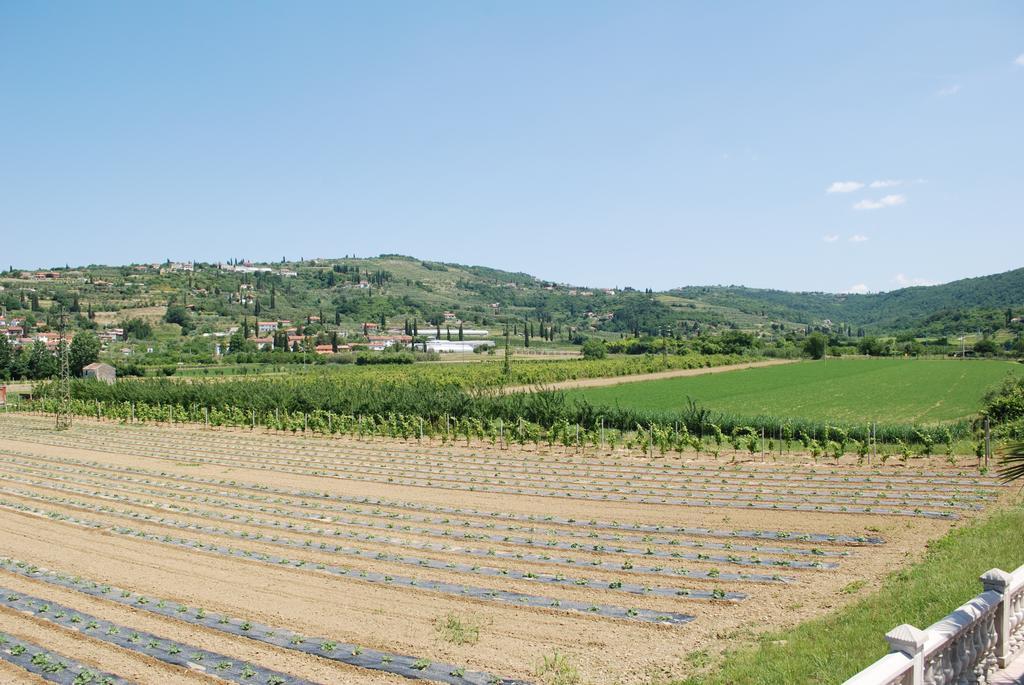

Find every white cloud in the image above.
[869,179,903,188]
[894,273,938,288]
[826,181,864,194]
[853,194,906,210]
[1015,54,1024,67]
[822,234,840,243]
[849,234,869,243]
[845,283,870,294]
[937,84,961,96]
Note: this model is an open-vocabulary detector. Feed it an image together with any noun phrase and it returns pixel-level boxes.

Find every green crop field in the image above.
[567,358,1024,424]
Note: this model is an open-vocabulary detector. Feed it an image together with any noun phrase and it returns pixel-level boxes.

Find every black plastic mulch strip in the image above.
[13,433,978,510]
[0,559,528,685]
[38,430,985,504]
[0,500,699,626]
[0,631,132,685]
[0,464,815,573]
[21,420,1001,490]
[0,450,889,544]
[0,436,970,518]
[145,435,1002,493]
[0,473,811,580]
[0,487,747,602]
[0,456,859,558]
[0,586,312,685]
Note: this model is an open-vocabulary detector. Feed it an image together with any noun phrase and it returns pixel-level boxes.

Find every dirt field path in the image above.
[503,358,797,393]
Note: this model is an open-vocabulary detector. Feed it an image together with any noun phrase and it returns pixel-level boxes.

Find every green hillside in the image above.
[1,256,1021,382]
[671,267,1024,334]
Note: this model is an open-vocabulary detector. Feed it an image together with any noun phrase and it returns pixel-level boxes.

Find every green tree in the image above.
[581,338,606,359]
[26,340,56,379]
[803,332,827,359]
[857,337,885,356]
[974,339,998,355]
[69,331,100,376]
[228,330,253,354]
[121,318,153,340]
[0,335,13,380]
[164,304,193,333]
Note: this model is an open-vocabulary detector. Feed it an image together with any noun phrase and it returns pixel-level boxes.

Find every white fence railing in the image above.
[844,564,1024,685]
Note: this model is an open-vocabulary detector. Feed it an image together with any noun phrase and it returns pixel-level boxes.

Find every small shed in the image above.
[82,362,116,384]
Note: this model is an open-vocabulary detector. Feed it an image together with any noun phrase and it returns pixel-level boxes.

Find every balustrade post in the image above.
[981,568,1013,667]
[886,624,928,685]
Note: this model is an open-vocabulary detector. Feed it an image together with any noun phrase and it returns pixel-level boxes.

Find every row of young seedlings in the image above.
[14,400,974,463]
[0,469,817,581]
[0,558,527,685]
[0,453,856,560]
[0,632,129,685]
[0,498,700,625]
[105,429,995,494]
[24,427,978,507]
[0,427,964,517]
[0,446,885,546]
[0,452,863,563]
[40,425,986,506]
[12,419,995,505]
[0,483,749,602]
[2,417,998,489]
[0,588,309,684]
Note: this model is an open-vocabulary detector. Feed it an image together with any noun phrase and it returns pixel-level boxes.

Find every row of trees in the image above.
[0,331,100,381]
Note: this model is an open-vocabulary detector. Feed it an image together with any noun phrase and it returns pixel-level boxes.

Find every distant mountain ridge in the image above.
[670,267,1024,333]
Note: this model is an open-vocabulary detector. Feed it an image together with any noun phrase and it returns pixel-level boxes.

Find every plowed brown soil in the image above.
[0,414,1007,685]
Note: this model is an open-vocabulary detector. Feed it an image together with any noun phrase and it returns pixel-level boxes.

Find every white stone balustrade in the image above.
[844,564,1024,685]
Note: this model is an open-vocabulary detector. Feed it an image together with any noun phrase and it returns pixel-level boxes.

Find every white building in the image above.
[422,340,495,354]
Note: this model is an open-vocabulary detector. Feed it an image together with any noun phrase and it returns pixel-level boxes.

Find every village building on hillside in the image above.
[257,321,278,335]
[82,362,116,384]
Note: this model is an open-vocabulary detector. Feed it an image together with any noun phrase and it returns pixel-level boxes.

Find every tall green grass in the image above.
[679,503,1024,685]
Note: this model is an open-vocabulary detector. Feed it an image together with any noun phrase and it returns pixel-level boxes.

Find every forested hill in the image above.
[2,256,1022,338]
[670,267,1024,334]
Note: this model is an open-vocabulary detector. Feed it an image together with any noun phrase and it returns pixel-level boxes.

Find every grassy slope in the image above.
[567,358,1023,424]
[680,502,1024,685]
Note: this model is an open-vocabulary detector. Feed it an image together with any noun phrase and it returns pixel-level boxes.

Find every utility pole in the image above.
[502,316,512,378]
[55,307,72,430]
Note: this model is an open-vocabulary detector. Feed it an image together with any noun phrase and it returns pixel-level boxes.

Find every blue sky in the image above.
[2,2,1022,292]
